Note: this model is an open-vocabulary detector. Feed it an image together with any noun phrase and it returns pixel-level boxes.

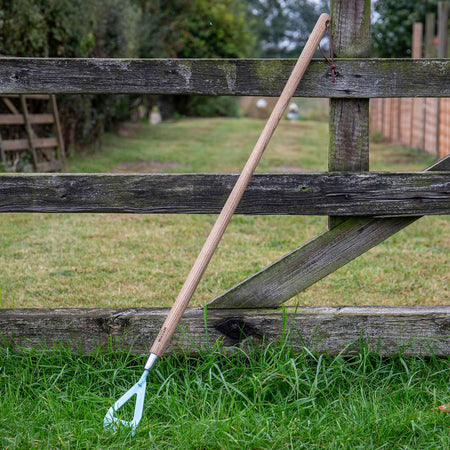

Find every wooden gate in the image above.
[0,1,449,356]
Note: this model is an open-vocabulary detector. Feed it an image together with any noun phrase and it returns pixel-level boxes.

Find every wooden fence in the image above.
[370,4,450,158]
[370,98,450,158]
[1,0,449,356]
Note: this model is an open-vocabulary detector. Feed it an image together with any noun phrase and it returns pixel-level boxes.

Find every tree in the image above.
[246,0,325,58]
[0,0,93,57]
[372,0,439,57]
[137,0,255,59]
[136,0,256,118]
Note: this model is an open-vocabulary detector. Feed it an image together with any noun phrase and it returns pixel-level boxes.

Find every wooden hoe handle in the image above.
[150,13,331,357]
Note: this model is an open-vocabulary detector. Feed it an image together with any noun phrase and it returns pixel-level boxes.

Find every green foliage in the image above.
[179,0,254,58]
[0,0,93,57]
[0,0,47,56]
[90,0,140,58]
[0,0,253,151]
[0,0,140,58]
[174,96,240,118]
[137,0,254,118]
[372,0,438,57]
[137,0,254,58]
[246,0,327,58]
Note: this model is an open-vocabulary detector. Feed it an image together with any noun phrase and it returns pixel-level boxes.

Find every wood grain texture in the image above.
[208,157,449,309]
[209,216,419,308]
[425,13,436,58]
[0,58,449,97]
[331,0,371,58]
[0,171,448,216]
[1,306,448,356]
[329,0,371,229]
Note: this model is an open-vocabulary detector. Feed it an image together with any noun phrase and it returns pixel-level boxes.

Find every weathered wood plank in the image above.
[425,13,436,58]
[32,137,58,148]
[0,171,448,216]
[328,0,371,229]
[1,137,58,151]
[5,94,52,100]
[1,139,30,151]
[328,96,370,227]
[209,216,423,308]
[438,1,449,58]
[0,113,54,125]
[0,114,24,124]
[208,157,449,308]
[0,58,449,97]
[1,306,448,356]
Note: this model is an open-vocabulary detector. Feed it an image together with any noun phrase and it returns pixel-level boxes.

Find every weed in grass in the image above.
[1,340,448,449]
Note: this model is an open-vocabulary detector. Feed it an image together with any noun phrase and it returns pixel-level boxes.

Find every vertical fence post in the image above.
[424,14,437,155]
[425,13,436,58]
[411,22,424,59]
[410,23,424,151]
[329,0,371,229]
[438,1,449,57]
[437,1,449,157]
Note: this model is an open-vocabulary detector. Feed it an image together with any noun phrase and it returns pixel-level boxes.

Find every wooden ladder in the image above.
[0,94,66,172]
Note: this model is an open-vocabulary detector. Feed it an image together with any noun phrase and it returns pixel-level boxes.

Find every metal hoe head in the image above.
[104,369,148,435]
[104,354,158,435]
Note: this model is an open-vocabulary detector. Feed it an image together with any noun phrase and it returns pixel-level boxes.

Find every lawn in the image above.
[0,114,449,448]
[0,117,448,308]
[1,338,449,448]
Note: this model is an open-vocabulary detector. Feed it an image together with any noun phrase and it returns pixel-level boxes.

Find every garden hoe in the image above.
[104,12,331,435]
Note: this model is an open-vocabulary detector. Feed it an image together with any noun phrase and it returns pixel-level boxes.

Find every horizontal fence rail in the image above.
[1,306,449,356]
[1,171,449,216]
[0,58,449,98]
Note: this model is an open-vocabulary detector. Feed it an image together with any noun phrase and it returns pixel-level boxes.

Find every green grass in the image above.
[1,340,449,449]
[1,115,449,448]
[0,117,448,308]
[68,118,330,174]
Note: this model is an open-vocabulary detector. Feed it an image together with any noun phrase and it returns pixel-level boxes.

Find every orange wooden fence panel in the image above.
[411,98,424,150]
[424,98,438,155]
[439,98,450,157]
[399,98,413,147]
[370,97,448,158]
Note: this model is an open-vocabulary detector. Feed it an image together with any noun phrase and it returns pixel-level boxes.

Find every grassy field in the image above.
[1,338,449,448]
[1,115,449,448]
[0,117,448,308]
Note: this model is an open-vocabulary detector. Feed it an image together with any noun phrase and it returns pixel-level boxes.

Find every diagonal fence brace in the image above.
[208,156,450,309]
